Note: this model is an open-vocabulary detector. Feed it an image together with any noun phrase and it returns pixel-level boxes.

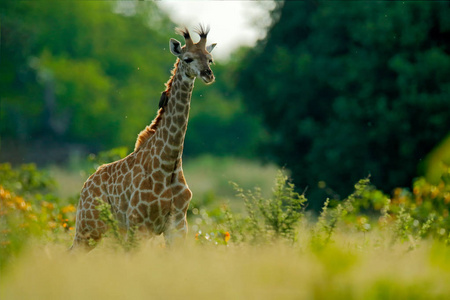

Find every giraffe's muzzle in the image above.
[200,69,215,84]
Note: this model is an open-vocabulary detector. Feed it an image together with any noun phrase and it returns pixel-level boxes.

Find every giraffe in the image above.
[71,25,217,250]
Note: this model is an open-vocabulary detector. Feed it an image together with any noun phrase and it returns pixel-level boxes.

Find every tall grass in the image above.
[2,157,450,299]
[1,236,450,299]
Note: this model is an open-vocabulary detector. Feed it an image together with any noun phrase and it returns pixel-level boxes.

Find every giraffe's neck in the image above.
[154,60,195,163]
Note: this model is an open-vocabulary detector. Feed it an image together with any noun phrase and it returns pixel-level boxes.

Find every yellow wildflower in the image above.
[62,204,76,213]
[41,201,54,210]
[224,232,230,242]
[0,186,11,199]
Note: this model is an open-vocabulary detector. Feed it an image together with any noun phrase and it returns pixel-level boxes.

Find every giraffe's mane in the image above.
[134,59,180,152]
[164,59,180,96]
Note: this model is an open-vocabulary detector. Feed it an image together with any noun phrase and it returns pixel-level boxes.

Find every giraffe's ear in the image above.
[169,38,182,56]
[206,43,217,53]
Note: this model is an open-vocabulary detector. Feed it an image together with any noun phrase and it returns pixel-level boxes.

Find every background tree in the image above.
[237,1,450,209]
[0,1,262,163]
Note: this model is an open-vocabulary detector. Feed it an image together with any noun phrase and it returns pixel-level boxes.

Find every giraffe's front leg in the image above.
[164,168,192,245]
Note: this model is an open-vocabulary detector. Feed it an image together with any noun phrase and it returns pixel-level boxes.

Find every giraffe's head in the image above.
[169,25,216,85]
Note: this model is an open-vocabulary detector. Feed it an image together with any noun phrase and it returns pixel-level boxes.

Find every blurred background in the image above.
[1,1,450,210]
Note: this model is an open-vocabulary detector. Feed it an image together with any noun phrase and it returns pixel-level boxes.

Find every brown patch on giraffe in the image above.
[154,139,164,150]
[174,130,184,142]
[139,178,153,191]
[150,147,156,157]
[126,156,135,168]
[141,151,152,167]
[152,170,165,183]
[148,202,160,221]
[135,151,144,164]
[92,186,101,197]
[132,165,143,175]
[101,172,110,182]
[116,184,124,196]
[133,175,142,189]
[154,183,164,195]
[130,195,140,207]
[141,191,157,203]
[175,103,184,112]
[159,200,172,217]
[160,148,175,162]
[176,115,186,126]
[116,174,124,184]
[161,128,169,142]
[172,184,185,196]
[81,189,89,199]
[86,220,96,229]
[119,199,128,212]
[160,189,172,200]
[120,162,129,174]
[169,125,177,133]
[137,203,148,217]
[124,172,132,185]
[160,162,173,173]
[177,170,187,183]
[152,158,160,170]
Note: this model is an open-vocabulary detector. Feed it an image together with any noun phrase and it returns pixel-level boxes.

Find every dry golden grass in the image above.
[2,233,450,300]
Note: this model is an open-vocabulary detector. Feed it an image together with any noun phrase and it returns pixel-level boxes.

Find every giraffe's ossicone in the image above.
[71,25,216,250]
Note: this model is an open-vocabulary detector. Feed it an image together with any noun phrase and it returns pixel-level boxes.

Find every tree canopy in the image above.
[237,1,450,209]
[0,1,261,163]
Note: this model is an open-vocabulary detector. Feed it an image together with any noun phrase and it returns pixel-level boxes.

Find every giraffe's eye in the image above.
[209,59,213,64]
[184,58,193,63]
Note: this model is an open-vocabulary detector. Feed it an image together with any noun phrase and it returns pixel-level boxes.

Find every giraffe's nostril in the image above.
[201,69,212,77]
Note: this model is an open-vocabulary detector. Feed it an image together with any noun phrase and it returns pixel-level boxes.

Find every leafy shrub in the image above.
[311,178,378,249]
[226,170,307,245]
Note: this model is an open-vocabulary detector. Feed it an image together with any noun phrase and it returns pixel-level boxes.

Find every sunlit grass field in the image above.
[1,234,450,299]
[2,156,450,299]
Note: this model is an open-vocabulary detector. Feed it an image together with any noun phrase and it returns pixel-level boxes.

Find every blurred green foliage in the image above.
[0,163,76,270]
[1,1,171,148]
[424,134,450,184]
[0,163,56,196]
[237,2,450,209]
[0,1,261,159]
